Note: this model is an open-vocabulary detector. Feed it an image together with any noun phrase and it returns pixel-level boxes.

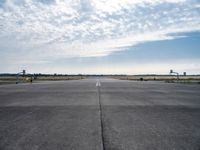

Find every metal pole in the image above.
[16,74,19,84]
[16,70,26,84]
[169,70,179,82]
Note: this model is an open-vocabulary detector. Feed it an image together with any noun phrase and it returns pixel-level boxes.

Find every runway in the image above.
[0,78,200,150]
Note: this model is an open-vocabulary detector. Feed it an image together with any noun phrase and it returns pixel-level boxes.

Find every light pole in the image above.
[170,69,179,82]
[16,70,26,84]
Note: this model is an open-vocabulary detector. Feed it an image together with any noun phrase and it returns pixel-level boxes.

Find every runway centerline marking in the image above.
[96,80,105,150]
[96,80,101,87]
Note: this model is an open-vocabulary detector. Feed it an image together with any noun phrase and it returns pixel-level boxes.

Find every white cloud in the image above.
[0,0,200,59]
[92,0,187,14]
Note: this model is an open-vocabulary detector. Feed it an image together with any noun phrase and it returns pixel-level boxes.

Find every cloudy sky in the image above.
[0,0,200,74]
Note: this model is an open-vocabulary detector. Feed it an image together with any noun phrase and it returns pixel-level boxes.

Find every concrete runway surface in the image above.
[0,78,200,150]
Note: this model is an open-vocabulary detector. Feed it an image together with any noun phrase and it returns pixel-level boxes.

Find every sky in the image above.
[0,0,200,74]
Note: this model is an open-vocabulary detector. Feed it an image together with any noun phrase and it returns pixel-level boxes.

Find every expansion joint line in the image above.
[97,80,105,150]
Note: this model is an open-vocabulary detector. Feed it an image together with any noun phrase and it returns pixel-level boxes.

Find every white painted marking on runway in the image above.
[96,80,101,87]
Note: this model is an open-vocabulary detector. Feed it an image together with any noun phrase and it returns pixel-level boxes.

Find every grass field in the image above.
[0,75,85,85]
[111,75,200,84]
[1,75,200,85]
